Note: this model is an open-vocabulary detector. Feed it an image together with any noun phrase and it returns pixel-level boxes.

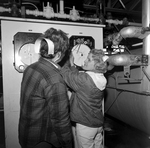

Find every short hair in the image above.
[40,28,69,60]
[90,49,107,73]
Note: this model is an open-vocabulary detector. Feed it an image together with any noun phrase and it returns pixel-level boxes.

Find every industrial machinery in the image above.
[1,0,150,148]
[1,17,104,148]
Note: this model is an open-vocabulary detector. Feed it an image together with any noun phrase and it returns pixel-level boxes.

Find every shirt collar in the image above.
[39,57,60,69]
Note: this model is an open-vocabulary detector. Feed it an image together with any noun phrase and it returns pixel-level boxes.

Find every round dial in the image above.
[72,44,91,67]
[19,43,39,65]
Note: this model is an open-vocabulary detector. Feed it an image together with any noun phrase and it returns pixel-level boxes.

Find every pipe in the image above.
[107,54,143,66]
[106,19,142,26]
[142,0,150,56]
[105,0,150,136]
[119,26,150,39]
[0,6,142,25]
[59,0,64,14]
[104,26,150,46]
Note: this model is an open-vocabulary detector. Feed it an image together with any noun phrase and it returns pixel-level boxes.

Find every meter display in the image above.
[69,35,95,49]
[14,32,41,72]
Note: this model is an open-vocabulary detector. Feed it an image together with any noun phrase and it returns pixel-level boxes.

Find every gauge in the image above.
[19,43,39,65]
[72,44,91,67]
[14,32,41,72]
[70,35,95,49]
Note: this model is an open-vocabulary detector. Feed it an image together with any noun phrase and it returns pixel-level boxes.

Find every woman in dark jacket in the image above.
[61,48,108,148]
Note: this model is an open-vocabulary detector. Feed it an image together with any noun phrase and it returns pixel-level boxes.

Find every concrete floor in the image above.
[104,114,150,148]
[0,112,150,148]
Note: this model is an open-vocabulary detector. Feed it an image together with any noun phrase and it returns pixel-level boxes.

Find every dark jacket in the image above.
[19,57,73,148]
[61,66,105,128]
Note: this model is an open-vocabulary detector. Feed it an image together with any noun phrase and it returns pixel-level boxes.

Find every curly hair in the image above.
[90,49,108,73]
[39,28,69,60]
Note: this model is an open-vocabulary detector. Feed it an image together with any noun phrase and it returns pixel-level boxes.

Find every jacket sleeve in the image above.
[60,65,89,92]
[45,82,73,148]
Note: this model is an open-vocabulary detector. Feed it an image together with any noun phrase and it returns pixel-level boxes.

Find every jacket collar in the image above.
[38,57,61,70]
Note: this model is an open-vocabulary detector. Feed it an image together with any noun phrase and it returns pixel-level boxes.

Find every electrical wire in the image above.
[105,85,150,114]
[22,2,38,10]
[104,90,123,114]
[142,66,150,82]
